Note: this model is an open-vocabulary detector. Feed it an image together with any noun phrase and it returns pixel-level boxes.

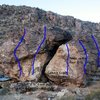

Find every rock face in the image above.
[45,44,85,86]
[0,5,72,82]
[0,5,100,86]
[0,25,72,82]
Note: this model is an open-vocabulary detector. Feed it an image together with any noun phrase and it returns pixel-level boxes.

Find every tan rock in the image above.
[9,53,48,82]
[45,43,85,86]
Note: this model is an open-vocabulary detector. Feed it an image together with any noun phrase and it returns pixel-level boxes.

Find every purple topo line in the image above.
[79,40,88,74]
[91,34,100,67]
[14,27,27,77]
[66,44,70,75]
[32,26,46,75]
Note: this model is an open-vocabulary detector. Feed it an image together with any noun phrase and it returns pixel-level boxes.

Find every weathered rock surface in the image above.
[45,43,85,86]
[46,32,100,86]
[0,5,100,87]
[0,5,72,82]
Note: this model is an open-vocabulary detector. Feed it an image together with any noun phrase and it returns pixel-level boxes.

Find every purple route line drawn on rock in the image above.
[79,40,88,74]
[14,27,27,77]
[66,44,70,75]
[32,26,46,75]
[91,34,100,67]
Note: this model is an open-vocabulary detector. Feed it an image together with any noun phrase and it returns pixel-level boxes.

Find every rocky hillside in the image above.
[0,5,100,99]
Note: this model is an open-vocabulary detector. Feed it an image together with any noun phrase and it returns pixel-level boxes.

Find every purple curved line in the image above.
[79,40,88,74]
[14,27,27,77]
[91,34,100,67]
[66,44,70,75]
[32,26,46,75]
